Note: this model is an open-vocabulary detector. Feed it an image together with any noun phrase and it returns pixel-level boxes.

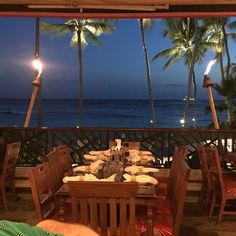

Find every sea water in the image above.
[0,99,227,128]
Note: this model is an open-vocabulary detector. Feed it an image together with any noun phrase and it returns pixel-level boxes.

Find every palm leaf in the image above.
[142,19,153,31]
[83,28,103,47]
[40,22,71,36]
[163,52,182,69]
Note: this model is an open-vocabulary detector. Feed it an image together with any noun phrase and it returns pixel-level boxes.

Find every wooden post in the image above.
[203,74,219,129]
[207,86,220,129]
[24,75,41,127]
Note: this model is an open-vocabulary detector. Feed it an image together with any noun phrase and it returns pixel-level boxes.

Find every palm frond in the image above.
[152,47,182,61]
[83,28,103,47]
[142,19,153,31]
[228,20,236,29]
[70,31,88,48]
[40,22,71,36]
[163,52,182,69]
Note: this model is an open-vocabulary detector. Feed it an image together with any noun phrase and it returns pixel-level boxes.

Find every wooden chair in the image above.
[0,141,21,210]
[122,141,140,150]
[206,148,236,224]
[155,145,188,201]
[28,162,57,221]
[47,145,73,193]
[67,181,138,236]
[137,150,191,236]
[197,144,213,209]
[154,150,190,236]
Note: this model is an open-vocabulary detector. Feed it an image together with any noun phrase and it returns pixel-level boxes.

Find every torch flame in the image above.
[204,59,216,75]
[32,58,43,75]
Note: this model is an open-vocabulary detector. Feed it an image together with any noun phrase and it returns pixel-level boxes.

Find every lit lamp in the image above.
[203,59,219,129]
[24,58,43,127]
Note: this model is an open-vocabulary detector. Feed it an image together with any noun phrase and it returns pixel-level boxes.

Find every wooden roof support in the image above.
[0,0,236,17]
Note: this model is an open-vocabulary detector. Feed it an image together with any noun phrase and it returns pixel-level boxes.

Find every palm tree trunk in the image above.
[139,19,157,127]
[184,18,199,128]
[222,24,231,79]
[219,53,225,81]
[35,17,42,127]
[222,24,232,123]
[192,70,197,128]
[77,30,83,127]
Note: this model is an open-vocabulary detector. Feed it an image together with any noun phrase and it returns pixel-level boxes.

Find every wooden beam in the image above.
[0,0,236,6]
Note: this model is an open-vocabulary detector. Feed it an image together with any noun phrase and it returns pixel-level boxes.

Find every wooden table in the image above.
[55,183,157,236]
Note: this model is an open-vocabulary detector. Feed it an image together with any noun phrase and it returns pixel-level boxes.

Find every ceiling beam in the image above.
[0,0,236,17]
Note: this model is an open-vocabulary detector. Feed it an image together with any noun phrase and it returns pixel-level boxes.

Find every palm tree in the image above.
[203,17,236,123]
[139,18,157,127]
[35,17,42,127]
[214,75,236,128]
[41,19,115,127]
[152,18,214,127]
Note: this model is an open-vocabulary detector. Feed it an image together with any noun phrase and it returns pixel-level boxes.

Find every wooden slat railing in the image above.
[1,127,236,168]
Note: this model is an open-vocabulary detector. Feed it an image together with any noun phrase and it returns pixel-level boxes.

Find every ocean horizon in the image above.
[0,98,227,128]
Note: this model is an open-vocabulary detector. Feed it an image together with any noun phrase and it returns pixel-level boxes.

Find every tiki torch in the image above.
[24,58,43,127]
[203,59,219,129]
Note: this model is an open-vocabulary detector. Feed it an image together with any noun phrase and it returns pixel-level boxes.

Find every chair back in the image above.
[170,150,191,236]
[205,148,224,196]
[167,145,188,201]
[28,162,56,221]
[67,181,138,236]
[197,145,212,188]
[1,142,21,186]
[122,141,140,150]
[47,145,72,192]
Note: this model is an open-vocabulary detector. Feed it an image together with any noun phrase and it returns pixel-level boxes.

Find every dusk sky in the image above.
[0,17,235,100]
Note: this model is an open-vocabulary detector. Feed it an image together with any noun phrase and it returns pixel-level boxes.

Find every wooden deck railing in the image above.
[2,127,236,168]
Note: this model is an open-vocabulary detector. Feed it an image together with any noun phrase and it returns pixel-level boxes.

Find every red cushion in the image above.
[153,212,173,236]
[136,198,172,236]
[136,212,173,236]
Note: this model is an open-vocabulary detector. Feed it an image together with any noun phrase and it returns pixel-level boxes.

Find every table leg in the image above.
[146,205,153,236]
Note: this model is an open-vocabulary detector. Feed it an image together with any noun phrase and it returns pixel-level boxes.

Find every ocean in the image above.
[0,99,227,128]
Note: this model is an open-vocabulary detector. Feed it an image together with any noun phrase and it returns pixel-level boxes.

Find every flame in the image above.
[32,58,43,75]
[204,59,216,75]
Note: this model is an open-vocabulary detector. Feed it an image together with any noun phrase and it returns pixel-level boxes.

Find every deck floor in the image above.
[1,193,236,236]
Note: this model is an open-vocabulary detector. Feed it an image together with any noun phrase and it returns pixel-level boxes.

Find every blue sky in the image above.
[0,17,235,100]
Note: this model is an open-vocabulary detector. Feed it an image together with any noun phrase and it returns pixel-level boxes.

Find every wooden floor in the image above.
[1,192,236,236]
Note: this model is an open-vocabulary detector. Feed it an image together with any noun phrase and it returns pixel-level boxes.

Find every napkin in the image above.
[123,173,158,185]
[140,151,152,156]
[129,149,140,154]
[103,149,111,156]
[84,154,97,161]
[89,151,102,155]
[90,160,105,174]
[63,173,116,183]
[73,165,90,173]
[124,165,140,175]
[126,153,141,163]
[140,155,155,162]
[124,165,159,175]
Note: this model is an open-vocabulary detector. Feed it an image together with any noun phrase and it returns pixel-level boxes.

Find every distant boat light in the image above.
[180,117,185,127]
[204,59,216,75]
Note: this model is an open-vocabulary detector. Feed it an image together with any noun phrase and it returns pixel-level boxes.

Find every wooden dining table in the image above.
[55,182,158,236]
